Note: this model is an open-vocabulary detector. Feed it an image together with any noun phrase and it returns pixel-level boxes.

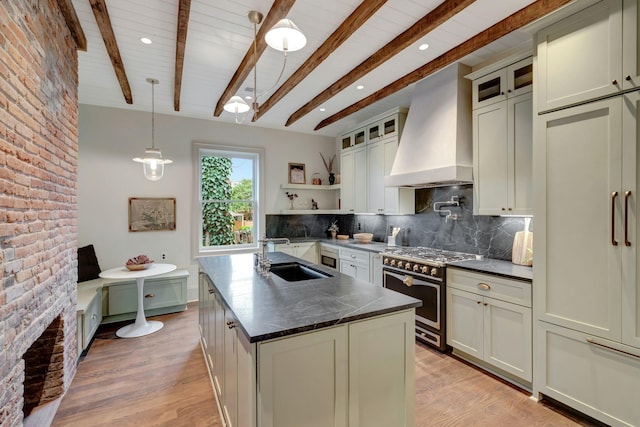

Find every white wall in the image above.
[78,104,335,300]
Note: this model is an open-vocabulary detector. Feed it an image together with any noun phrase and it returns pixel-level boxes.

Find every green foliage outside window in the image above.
[201,156,235,246]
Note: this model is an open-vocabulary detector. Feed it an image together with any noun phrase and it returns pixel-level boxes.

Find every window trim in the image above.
[192,142,264,257]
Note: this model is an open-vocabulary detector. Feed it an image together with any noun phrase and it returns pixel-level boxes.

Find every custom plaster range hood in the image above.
[385,62,473,188]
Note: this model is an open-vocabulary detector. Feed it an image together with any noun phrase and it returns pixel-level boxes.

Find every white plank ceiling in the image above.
[72,0,548,137]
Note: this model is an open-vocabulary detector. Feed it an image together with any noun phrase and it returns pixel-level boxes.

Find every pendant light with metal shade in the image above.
[223,11,306,123]
[133,78,172,181]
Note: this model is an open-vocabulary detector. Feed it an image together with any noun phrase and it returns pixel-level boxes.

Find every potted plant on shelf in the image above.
[327,220,339,239]
[320,153,336,185]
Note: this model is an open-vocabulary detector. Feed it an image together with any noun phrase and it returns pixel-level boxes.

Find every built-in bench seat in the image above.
[76,269,189,356]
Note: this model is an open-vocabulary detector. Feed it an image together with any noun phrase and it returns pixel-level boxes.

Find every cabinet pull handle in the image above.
[625,191,631,246]
[586,338,640,359]
[226,320,235,329]
[626,75,632,81]
[612,191,618,246]
[612,79,618,86]
[351,254,356,258]
[477,283,491,290]
[145,293,155,298]
[476,301,482,305]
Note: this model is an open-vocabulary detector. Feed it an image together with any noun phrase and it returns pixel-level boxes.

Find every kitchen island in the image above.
[198,252,420,427]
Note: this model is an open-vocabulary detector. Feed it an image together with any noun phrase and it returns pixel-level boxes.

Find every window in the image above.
[195,144,263,256]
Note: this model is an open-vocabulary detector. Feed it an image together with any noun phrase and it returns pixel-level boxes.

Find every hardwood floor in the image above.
[53,304,600,426]
[52,304,221,427]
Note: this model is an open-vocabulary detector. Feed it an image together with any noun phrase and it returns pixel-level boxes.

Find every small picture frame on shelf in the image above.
[288,163,306,184]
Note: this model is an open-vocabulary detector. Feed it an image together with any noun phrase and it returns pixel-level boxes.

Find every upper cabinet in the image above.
[468,54,533,216]
[536,0,640,112]
[340,107,414,215]
[341,127,366,150]
[472,56,533,109]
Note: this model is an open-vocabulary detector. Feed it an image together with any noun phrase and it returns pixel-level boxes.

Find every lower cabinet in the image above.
[536,321,640,427]
[274,242,317,264]
[446,268,532,384]
[339,247,370,281]
[257,325,348,427]
[76,286,102,354]
[102,271,188,323]
[198,273,415,427]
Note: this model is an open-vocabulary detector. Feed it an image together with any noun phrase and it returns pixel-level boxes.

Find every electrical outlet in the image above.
[162,253,166,260]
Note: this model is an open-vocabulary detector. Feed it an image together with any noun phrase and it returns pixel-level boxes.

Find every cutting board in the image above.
[512,218,533,266]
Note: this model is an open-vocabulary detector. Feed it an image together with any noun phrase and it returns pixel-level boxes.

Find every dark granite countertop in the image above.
[447,258,532,282]
[198,252,421,343]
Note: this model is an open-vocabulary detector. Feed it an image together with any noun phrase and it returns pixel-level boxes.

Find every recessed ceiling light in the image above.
[140,37,152,45]
[356,85,364,90]
[419,43,429,51]
[319,108,326,112]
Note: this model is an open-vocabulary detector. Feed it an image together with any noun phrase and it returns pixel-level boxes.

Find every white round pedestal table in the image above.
[99,263,176,338]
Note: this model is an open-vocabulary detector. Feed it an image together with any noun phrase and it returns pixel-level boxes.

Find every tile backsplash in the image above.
[266,185,531,262]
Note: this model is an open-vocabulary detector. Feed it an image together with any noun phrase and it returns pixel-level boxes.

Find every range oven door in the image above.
[383,268,445,348]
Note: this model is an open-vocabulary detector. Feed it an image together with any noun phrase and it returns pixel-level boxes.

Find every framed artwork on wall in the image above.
[128,197,176,232]
[288,163,306,184]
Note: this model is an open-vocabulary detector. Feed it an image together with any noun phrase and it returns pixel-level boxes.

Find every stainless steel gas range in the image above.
[381,247,477,351]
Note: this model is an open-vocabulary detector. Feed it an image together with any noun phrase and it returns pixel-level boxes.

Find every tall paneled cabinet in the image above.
[467,54,533,216]
[533,1,640,425]
[340,107,414,214]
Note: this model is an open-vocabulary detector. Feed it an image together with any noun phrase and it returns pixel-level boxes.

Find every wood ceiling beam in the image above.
[314,0,573,130]
[56,0,87,51]
[89,0,132,104]
[174,0,191,111]
[253,0,388,122]
[285,0,477,127]
[213,0,296,117]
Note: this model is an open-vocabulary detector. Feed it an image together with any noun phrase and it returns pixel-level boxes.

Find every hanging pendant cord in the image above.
[151,81,155,149]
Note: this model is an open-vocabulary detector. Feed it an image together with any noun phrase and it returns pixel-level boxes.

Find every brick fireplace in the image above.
[0,1,84,425]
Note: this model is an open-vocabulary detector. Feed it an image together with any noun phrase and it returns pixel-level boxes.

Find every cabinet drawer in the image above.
[339,248,369,264]
[447,268,531,307]
[537,321,640,426]
[108,278,187,315]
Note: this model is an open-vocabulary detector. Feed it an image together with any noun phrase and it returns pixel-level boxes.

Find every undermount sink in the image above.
[269,262,332,282]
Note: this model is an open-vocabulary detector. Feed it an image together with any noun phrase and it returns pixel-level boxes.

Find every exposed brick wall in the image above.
[0,1,79,425]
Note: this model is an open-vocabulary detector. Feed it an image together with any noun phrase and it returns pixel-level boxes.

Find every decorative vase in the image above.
[330,230,337,239]
[328,173,335,185]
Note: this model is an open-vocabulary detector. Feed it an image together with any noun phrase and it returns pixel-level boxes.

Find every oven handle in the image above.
[383,268,442,283]
[383,269,439,286]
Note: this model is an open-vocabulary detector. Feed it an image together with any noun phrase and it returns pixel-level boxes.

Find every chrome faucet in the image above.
[256,236,290,275]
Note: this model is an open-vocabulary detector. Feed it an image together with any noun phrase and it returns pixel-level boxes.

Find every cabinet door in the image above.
[274,244,296,257]
[348,310,415,427]
[473,102,509,215]
[506,56,533,97]
[223,310,237,427]
[341,132,353,150]
[510,92,533,215]
[258,326,348,427]
[622,0,640,90]
[536,321,640,426]
[622,90,639,349]
[339,260,357,278]
[472,68,507,109]
[369,252,383,286]
[535,98,622,340]
[367,140,385,213]
[213,293,225,397]
[483,297,532,381]
[296,242,317,264]
[206,287,216,373]
[536,0,622,112]
[341,150,355,212]
[446,288,483,358]
[353,146,368,213]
